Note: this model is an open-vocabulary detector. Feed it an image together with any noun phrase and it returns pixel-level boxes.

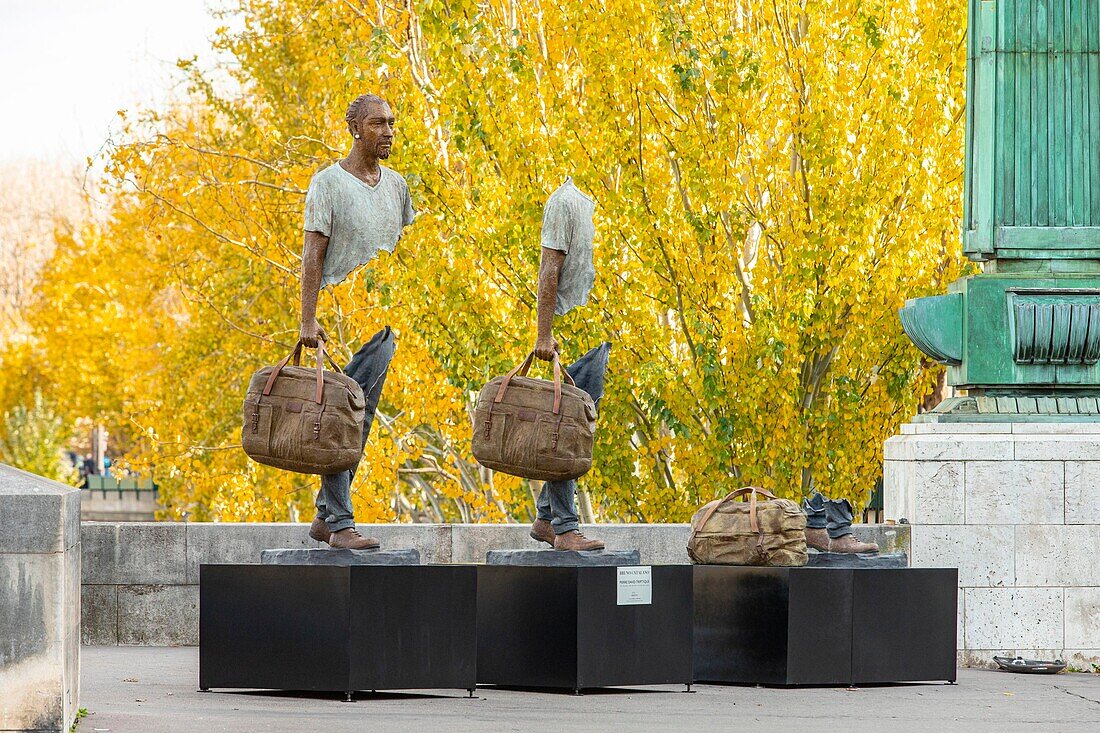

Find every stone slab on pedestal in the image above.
[260,548,420,566]
[485,549,640,566]
[0,464,81,733]
[885,422,1100,668]
[806,550,908,569]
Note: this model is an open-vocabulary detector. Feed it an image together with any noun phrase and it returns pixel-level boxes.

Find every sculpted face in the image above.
[352,99,396,160]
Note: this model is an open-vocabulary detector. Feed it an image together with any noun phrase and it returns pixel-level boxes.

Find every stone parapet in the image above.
[0,464,81,733]
[885,422,1100,669]
[80,520,905,646]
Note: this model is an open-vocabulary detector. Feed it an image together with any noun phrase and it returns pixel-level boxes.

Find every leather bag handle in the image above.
[290,340,343,373]
[492,351,575,415]
[688,486,775,547]
[262,340,333,405]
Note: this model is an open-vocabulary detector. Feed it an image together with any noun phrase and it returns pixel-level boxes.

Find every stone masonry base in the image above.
[885,422,1100,670]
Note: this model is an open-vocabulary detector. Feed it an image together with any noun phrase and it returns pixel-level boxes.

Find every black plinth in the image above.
[476,565,693,691]
[693,566,957,686]
[199,564,476,694]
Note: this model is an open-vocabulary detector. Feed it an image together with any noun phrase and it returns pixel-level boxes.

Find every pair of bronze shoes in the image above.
[530,519,605,551]
[804,527,878,554]
[309,517,380,550]
[310,517,604,552]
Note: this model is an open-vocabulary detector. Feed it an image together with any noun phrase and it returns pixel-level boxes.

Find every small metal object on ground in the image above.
[993,656,1067,674]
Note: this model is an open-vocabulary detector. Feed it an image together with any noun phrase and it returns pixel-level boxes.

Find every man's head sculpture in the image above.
[345,93,395,160]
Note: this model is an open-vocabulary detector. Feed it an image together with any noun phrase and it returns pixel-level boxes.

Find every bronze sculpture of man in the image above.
[300,93,414,549]
[530,177,609,551]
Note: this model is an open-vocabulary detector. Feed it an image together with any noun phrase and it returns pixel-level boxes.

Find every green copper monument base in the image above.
[901,273,1100,392]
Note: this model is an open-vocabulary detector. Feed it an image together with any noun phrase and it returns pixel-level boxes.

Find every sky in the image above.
[0,0,222,165]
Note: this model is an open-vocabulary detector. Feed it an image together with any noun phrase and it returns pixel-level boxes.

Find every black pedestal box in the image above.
[199,564,477,695]
[476,565,693,691]
[693,566,957,686]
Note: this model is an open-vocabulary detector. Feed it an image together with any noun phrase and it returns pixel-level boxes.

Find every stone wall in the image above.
[0,464,81,733]
[885,422,1100,669]
[80,521,907,646]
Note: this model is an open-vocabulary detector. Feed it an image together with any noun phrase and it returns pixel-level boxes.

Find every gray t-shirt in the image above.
[303,163,415,288]
[540,177,595,315]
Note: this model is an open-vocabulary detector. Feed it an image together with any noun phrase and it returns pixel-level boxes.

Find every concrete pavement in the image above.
[78,646,1100,732]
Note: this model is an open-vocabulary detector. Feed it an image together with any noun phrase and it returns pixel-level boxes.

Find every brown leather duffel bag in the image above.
[241,341,365,474]
[687,487,807,566]
[472,351,597,481]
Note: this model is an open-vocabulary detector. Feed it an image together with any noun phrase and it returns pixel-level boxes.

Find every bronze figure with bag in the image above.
[472,351,597,482]
[687,487,807,566]
[241,341,366,475]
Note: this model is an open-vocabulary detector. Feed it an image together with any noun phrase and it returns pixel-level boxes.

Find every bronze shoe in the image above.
[309,516,332,544]
[826,533,879,554]
[553,529,605,551]
[328,527,380,550]
[530,519,555,546]
[806,527,878,553]
[805,527,831,553]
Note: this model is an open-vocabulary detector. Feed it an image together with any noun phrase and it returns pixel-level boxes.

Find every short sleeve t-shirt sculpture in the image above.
[540,177,595,316]
[303,163,415,288]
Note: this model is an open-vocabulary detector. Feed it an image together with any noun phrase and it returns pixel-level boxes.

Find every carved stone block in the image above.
[260,548,421,566]
[485,549,640,566]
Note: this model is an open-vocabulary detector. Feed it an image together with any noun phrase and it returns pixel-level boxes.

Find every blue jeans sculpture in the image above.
[315,327,396,533]
[535,343,611,537]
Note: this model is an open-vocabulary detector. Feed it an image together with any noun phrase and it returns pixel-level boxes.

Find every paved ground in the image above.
[80,646,1100,732]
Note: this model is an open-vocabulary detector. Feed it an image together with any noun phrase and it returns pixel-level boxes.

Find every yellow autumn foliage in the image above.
[0,0,968,522]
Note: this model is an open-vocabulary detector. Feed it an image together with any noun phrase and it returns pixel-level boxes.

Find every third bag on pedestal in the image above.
[687,487,807,566]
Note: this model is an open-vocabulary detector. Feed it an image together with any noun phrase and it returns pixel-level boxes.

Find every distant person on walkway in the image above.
[529,177,610,552]
[81,454,95,487]
[299,93,414,550]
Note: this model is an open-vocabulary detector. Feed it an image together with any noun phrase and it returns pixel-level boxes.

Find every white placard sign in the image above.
[616,566,652,606]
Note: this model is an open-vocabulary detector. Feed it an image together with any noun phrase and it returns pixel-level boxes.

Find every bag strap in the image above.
[291,340,343,373]
[261,340,331,405]
[492,351,575,414]
[739,487,773,556]
[688,486,775,546]
[730,487,778,534]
